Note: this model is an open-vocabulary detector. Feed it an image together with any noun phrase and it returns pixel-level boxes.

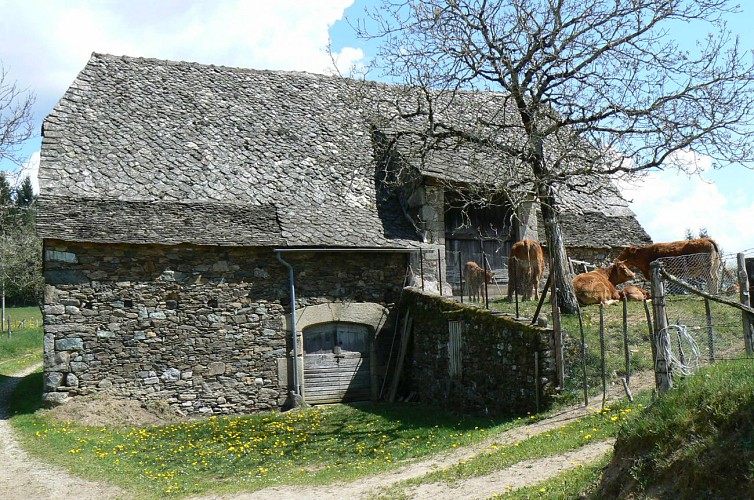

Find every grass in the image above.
[489,293,748,403]
[10,400,528,498]
[0,306,43,376]
[603,360,754,498]
[372,395,648,498]
[4,302,750,498]
[494,454,611,499]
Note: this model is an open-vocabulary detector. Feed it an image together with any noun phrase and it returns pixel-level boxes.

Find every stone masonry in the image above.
[43,241,408,415]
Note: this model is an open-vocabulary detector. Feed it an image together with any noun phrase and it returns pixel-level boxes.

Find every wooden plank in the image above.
[304,359,365,368]
[303,350,371,404]
[388,312,412,402]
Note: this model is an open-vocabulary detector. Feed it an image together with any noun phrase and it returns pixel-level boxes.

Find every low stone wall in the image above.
[402,288,555,417]
[43,240,408,415]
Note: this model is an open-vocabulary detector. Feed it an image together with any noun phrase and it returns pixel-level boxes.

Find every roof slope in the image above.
[38,53,650,250]
[38,53,418,248]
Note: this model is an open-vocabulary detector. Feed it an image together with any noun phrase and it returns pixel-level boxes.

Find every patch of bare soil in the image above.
[43,392,187,428]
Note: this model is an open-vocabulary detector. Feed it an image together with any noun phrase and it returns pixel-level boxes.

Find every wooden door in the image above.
[303,322,371,404]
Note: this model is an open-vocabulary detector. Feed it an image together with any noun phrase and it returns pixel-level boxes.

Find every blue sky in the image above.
[1,0,753,256]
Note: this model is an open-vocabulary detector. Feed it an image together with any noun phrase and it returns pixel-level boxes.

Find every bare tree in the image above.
[348,0,754,313]
[1,62,35,166]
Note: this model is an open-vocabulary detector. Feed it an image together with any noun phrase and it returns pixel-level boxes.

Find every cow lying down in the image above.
[619,285,651,302]
[572,261,635,306]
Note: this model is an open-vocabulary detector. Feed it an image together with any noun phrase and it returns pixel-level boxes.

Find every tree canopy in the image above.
[349,0,754,312]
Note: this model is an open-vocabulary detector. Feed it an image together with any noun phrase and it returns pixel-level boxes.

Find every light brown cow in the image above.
[572,261,635,306]
[617,238,721,292]
[464,261,494,302]
[619,285,651,302]
[506,239,545,301]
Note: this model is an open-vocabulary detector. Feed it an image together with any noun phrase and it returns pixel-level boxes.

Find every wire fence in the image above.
[410,245,754,401]
[653,254,754,375]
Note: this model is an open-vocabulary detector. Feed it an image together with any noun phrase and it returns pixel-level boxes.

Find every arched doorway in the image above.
[302,322,371,404]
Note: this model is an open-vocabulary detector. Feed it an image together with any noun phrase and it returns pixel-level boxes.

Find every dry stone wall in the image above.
[43,241,408,415]
[402,288,555,417]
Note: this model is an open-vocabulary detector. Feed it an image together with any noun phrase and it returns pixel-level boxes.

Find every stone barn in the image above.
[38,53,650,415]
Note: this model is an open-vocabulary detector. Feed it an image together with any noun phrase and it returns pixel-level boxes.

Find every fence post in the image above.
[483,251,490,309]
[551,256,564,388]
[737,253,754,355]
[651,262,672,393]
[577,304,588,406]
[622,295,630,385]
[437,248,443,297]
[419,250,425,291]
[599,304,607,408]
[704,298,715,363]
[458,252,463,304]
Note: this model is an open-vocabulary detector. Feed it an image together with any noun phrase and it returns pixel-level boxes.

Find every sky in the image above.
[1,0,754,257]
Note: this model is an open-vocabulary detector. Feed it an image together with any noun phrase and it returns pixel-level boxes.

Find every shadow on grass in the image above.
[0,371,43,419]
[347,401,509,428]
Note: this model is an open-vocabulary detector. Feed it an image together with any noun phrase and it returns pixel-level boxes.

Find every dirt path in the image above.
[0,363,125,500]
[195,398,621,500]
[0,366,646,500]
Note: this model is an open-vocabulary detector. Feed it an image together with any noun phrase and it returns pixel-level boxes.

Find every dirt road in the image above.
[0,366,636,499]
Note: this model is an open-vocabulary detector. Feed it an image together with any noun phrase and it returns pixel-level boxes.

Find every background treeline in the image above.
[1,171,42,306]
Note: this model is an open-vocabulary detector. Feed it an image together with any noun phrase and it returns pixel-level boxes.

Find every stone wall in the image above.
[402,288,555,417]
[43,240,408,415]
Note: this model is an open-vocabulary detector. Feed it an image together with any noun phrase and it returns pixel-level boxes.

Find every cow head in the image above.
[609,260,635,285]
[617,246,637,262]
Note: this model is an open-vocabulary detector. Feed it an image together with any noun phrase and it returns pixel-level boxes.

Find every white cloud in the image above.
[619,165,754,256]
[0,0,362,173]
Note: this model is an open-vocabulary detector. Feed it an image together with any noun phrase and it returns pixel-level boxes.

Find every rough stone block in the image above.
[55,337,84,351]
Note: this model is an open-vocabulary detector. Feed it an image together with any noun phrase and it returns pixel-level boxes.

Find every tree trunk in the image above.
[538,187,578,315]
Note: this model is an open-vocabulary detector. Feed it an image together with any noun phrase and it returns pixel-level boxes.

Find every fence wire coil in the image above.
[657,324,701,377]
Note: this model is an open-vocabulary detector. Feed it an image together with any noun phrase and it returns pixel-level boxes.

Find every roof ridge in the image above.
[88,51,345,81]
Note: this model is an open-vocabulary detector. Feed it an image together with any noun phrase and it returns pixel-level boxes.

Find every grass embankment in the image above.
[600,360,754,499]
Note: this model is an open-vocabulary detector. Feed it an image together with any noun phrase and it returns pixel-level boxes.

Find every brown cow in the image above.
[572,261,635,306]
[617,237,721,292]
[619,285,651,302]
[506,239,545,301]
[464,261,494,302]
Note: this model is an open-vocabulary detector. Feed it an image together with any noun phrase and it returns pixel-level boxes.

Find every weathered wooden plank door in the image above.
[303,322,371,404]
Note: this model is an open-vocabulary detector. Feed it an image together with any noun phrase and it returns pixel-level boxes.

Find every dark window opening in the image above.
[208,298,218,308]
[123,299,133,308]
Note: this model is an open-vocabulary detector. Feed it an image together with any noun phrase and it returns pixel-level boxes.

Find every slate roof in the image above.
[555,182,653,248]
[38,53,650,250]
[38,53,419,248]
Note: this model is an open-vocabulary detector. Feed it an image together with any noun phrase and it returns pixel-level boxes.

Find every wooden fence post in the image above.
[738,253,754,355]
[577,304,588,407]
[551,255,564,388]
[651,262,672,393]
[622,295,630,385]
[600,303,606,408]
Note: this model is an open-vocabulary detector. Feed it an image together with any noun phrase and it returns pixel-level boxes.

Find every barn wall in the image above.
[42,240,407,416]
[401,288,555,417]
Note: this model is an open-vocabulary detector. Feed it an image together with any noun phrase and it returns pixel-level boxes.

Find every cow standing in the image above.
[572,261,635,305]
[506,239,545,301]
[464,261,494,302]
[617,237,721,292]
